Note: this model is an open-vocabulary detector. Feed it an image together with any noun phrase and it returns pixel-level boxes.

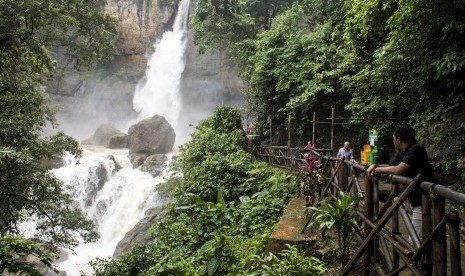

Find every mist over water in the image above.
[50,3,192,273]
[26,0,244,274]
[52,148,168,275]
[132,0,191,144]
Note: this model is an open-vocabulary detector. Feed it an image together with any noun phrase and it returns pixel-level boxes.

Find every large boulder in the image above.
[113,207,164,258]
[81,124,125,146]
[127,115,175,166]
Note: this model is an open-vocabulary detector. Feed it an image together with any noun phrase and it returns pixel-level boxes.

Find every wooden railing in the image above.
[250,145,464,276]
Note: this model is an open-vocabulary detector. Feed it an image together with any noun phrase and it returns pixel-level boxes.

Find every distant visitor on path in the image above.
[336,141,354,162]
[367,123,437,241]
[245,122,252,134]
[304,141,314,151]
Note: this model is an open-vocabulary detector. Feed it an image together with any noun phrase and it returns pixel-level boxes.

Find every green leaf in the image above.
[207,255,219,276]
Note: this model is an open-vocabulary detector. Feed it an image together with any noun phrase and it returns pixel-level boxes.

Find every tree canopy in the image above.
[191,0,465,175]
[0,0,117,273]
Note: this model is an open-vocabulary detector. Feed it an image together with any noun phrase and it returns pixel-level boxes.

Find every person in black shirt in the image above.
[367,124,436,241]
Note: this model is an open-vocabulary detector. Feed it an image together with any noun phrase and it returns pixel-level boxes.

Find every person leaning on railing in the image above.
[367,124,437,241]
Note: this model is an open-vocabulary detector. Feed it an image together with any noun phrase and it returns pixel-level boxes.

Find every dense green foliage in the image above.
[191,0,465,177]
[191,0,300,59]
[309,192,360,264]
[248,245,326,275]
[0,0,117,273]
[0,235,54,276]
[91,106,325,275]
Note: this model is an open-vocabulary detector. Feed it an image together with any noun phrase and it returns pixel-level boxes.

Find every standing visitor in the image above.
[367,124,436,241]
[337,141,354,162]
[304,141,314,151]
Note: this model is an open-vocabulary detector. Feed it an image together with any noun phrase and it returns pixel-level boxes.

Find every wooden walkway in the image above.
[251,145,465,275]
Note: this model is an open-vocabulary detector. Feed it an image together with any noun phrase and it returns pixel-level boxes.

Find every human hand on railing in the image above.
[366,164,380,179]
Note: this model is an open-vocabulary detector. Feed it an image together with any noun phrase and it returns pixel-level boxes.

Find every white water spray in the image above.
[133,0,191,137]
[51,148,169,275]
[46,2,191,274]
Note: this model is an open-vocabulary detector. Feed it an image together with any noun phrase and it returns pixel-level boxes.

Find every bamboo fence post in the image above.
[319,160,344,201]
[269,118,272,147]
[373,178,380,264]
[287,114,291,148]
[321,155,330,178]
[432,194,447,276]
[422,192,432,275]
[363,174,373,276]
[392,181,400,275]
[448,210,461,276]
[342,174,424,275]
[331,108,334,150]
[338,160,348,191]
[312,112,315,145]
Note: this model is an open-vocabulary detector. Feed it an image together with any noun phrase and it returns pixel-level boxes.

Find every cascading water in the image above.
[51,148,169,275]
[21,2,194,274]
[50,2,192,274]
[132,0,191,143]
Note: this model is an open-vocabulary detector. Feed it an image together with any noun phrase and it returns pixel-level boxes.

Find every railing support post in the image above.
[422,191,432,275]
[448,210,461,276]
[312,112,315,145]
[330,108,334,150]
[269,118,272,147]
[338,160,348,191]
[363,174,373,276]
[391,181,399,275]
[373,178,380,264]
[341,174,424,275]
[432,195,447,276]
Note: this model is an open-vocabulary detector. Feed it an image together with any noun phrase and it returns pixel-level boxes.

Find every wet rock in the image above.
[105,155,123,172]
[108,134,128,149]
[140,154,168,177]
[127,115,175,166]
[113,207,164,258]
[83,163,110,207]
[81,124,125,146]
[40,155,66,170]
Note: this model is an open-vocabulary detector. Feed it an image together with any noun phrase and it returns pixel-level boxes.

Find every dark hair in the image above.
[394,124,417,144]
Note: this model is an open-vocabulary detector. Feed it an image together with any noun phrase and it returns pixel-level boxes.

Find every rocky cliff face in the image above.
[178,28,245,136]
[105,0,176,82]
[46,0,245,141]
[47,0,176,139]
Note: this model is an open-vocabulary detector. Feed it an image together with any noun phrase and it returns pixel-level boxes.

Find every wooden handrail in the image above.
[249,146,463,276]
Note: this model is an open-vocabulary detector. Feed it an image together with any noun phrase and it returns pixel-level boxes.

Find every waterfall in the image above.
[51,148,169,275]
[47,2,190,274]
[132,0,191,144]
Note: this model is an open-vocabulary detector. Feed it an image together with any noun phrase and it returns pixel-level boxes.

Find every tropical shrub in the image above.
[248,244,326,275]
[308,192,361,264]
